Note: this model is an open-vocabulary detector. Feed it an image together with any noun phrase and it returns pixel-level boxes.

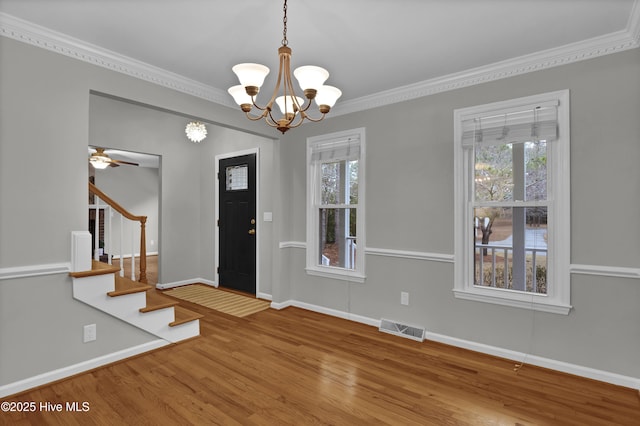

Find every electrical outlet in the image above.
[83,324,96,343]
[401,292,409,306]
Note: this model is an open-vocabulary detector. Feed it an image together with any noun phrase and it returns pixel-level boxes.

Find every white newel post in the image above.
[71,231,92,272]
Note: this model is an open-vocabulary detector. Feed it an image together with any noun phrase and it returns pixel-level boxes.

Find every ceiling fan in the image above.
[89,148,139,169]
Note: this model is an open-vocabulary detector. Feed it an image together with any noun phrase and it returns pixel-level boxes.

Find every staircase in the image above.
[70,260,203,343]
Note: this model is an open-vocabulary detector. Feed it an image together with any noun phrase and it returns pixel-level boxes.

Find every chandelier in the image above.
[227,0,341,134]
[185,121,207,143]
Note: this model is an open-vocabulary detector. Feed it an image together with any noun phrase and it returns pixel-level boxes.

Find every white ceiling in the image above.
[1,0,639,115]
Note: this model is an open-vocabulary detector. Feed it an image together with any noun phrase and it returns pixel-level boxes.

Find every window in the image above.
[453,91,571,314]
[307,128,366,282]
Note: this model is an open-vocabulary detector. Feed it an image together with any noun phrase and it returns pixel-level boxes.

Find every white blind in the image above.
[310,136,360,162]
[461,102,558,148]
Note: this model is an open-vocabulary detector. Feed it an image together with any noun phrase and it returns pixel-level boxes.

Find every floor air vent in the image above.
[379,319,425,342]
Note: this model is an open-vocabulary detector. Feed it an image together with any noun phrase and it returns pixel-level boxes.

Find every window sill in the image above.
[305,267,366,283]
[453,288,571,315]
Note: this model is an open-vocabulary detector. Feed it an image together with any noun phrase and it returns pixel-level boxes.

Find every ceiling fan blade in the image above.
[111,159,139,166]
[108,162,120,167]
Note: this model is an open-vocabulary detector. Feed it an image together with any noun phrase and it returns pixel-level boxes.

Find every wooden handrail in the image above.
[89,182,148,283]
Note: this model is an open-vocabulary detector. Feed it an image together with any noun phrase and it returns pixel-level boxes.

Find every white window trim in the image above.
[306,128,366,283]
[453,90,571,315]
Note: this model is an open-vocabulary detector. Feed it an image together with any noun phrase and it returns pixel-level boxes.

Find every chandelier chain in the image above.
[282,0,288,46]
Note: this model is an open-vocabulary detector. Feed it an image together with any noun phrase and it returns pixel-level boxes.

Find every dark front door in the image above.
[218,154,257,294]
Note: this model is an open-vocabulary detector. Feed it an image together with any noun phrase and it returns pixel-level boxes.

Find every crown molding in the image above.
[332,1,640,116]
[0,12,235,108]
[2,3,639,116]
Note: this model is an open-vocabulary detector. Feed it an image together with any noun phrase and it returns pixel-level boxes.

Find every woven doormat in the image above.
[164,285,270,317]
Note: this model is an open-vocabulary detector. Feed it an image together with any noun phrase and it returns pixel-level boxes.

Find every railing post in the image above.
[119,214,124,277]
[94,199,100,261]
[139,217,147,283]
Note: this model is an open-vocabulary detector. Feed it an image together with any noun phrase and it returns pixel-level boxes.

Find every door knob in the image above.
[248,229,256,235]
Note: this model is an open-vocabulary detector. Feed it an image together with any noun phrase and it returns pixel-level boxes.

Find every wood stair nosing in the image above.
[140,291,179,313]
[170,306,204,327]
[69,260,120,278]
[107,275,152,297]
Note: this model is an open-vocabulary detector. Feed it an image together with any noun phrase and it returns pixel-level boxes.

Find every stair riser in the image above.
[163,320,200,343]
[71,273,200,342]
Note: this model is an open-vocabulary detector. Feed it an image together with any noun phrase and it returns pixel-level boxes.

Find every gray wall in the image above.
[1,30,639,389]
[277,48,640,379]
[0,37,272,387]
[93,162,160,257]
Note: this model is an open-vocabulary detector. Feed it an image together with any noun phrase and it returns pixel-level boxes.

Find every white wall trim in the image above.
[156,278,216,290]
[331,13,640,116]
[365,247,454,263]
[269,299,379,327]
[0,263,70,281]
[2,6,639,116]
[570,264,640,279]
[0,339,169,398]
[257,292,273,301]
[269,299,639,390]
[424,331,640,391]
[0,12,234,108]
[279,241,306,249]
[278,242,640,280]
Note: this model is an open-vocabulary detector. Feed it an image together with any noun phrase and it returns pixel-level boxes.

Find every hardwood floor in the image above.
[3,297,639,425]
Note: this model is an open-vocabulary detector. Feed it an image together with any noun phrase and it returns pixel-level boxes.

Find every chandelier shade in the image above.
[228,0,341,134]
[227,85,253,107]
[231,63,270,92]
[315,85,342,109]
[293,66,329,92]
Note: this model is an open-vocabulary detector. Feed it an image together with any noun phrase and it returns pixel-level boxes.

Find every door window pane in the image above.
[226,165,248,191]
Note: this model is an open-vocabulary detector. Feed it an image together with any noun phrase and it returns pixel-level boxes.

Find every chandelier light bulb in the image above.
[185,121,207,143]
[275,95,305,116]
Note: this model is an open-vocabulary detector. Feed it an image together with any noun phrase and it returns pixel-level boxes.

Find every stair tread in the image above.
[140,291,180,313]
[108,275,152,297]
[170,306,204,327]
[69,260,120,278]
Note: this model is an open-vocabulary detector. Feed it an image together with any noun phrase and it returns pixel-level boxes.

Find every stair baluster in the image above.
[89,182,148,283]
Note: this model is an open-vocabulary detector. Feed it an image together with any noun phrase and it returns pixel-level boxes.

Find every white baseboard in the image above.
[269,299,379,327]
[424,331,640,390]
[269,298,640,390]
[156,278,216,290]
[257,292,272,301]
[0,339,169,398]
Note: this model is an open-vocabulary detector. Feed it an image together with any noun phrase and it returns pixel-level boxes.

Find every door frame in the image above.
[214,148,260,296]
